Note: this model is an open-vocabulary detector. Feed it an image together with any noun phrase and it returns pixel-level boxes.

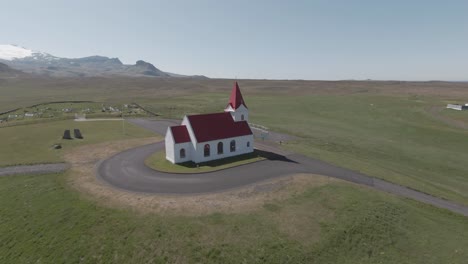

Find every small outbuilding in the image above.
[447,104,468,111]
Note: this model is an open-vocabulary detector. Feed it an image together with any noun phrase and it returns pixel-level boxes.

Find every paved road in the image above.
[0,163,69,176]
[98,119,468,217]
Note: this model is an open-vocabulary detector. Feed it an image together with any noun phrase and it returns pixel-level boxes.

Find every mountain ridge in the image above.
[0,62,25,78]
[0,44,207,79]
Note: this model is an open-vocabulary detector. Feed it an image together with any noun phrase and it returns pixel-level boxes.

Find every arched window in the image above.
[217,142,223,154]
[247,142,250,148]
[230,140,236,152]
[204,144,210,157]
[180,148,186,159]
[241,114,245,121]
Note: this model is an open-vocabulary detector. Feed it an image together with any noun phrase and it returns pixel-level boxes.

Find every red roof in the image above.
[227,81,247,109]
[187,112,252,143]
[170,125,191,143]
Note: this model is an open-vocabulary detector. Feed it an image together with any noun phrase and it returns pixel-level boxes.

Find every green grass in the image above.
[145,150,265,173]
[254,95,468,205]
[1,172,467,263]
[3,79,467,205]
[0,101,148,125]
[2,79,468,262]
[440,107,468,123]
[0,119,155,167]
[142,93,468,205]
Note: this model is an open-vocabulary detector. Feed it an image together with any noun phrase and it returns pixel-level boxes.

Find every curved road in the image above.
[97,119,468,217]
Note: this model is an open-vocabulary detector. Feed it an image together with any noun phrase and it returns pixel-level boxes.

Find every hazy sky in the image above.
[1,0,467,80]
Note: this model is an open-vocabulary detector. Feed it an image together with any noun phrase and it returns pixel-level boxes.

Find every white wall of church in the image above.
[172,142,192,163]
[165,128,176,163]
[165,128,193,164]
[225,104,249,122]
[192,134,254,163]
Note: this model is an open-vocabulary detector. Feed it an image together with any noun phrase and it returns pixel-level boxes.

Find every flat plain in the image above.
[1,76,467,263]
[0,119,154,167]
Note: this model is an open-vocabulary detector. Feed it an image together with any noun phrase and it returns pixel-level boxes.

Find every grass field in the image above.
[145,151,265,173]
[0,101,148,126]
[440,108,468,123]
[1,77,468,263]
[139,93,468,205]
[0,119,155,167]
[1,172,467,263]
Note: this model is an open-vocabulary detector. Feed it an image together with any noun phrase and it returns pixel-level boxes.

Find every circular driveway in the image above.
[97,141,309,194]
[96,119,468,217]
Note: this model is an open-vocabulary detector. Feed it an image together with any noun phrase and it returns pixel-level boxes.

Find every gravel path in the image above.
[97,119,468,217]
[75,118,123,122]
[0,163,69,176]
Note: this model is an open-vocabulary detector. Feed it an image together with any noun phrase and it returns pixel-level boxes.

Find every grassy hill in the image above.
[0,120,155,166]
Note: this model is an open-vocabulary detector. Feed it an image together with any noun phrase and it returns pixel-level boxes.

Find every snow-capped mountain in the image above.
[0,45,34,60]
[0,44,204,78]
[0,44,58,62]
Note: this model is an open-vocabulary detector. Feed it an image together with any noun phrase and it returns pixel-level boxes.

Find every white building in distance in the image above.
[447,104,468,111]
[165,82,254,164]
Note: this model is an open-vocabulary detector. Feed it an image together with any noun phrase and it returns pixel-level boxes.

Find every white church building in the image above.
[165,82,254,164]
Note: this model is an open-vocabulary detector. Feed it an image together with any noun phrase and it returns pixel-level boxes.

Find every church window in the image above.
[180,148,186,159]
[241,114,245,121]
[204,144,210,157]
[247,142,250,148]
[230,140,236,152]
[217,142,223,154]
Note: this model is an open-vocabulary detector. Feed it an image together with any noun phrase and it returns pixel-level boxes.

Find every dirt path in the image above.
[0,163,69,176]
[74,118,123,122]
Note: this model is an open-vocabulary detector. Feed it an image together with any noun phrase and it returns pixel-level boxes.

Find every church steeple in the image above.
[227,81,247,109]
[225,82,249,122]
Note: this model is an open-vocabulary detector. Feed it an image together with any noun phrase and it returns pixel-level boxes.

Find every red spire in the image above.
[227,81,247,109]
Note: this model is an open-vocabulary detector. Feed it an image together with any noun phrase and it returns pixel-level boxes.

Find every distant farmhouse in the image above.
[24,112,38,117]
[165,82,254,164]
[446,103,468,111]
